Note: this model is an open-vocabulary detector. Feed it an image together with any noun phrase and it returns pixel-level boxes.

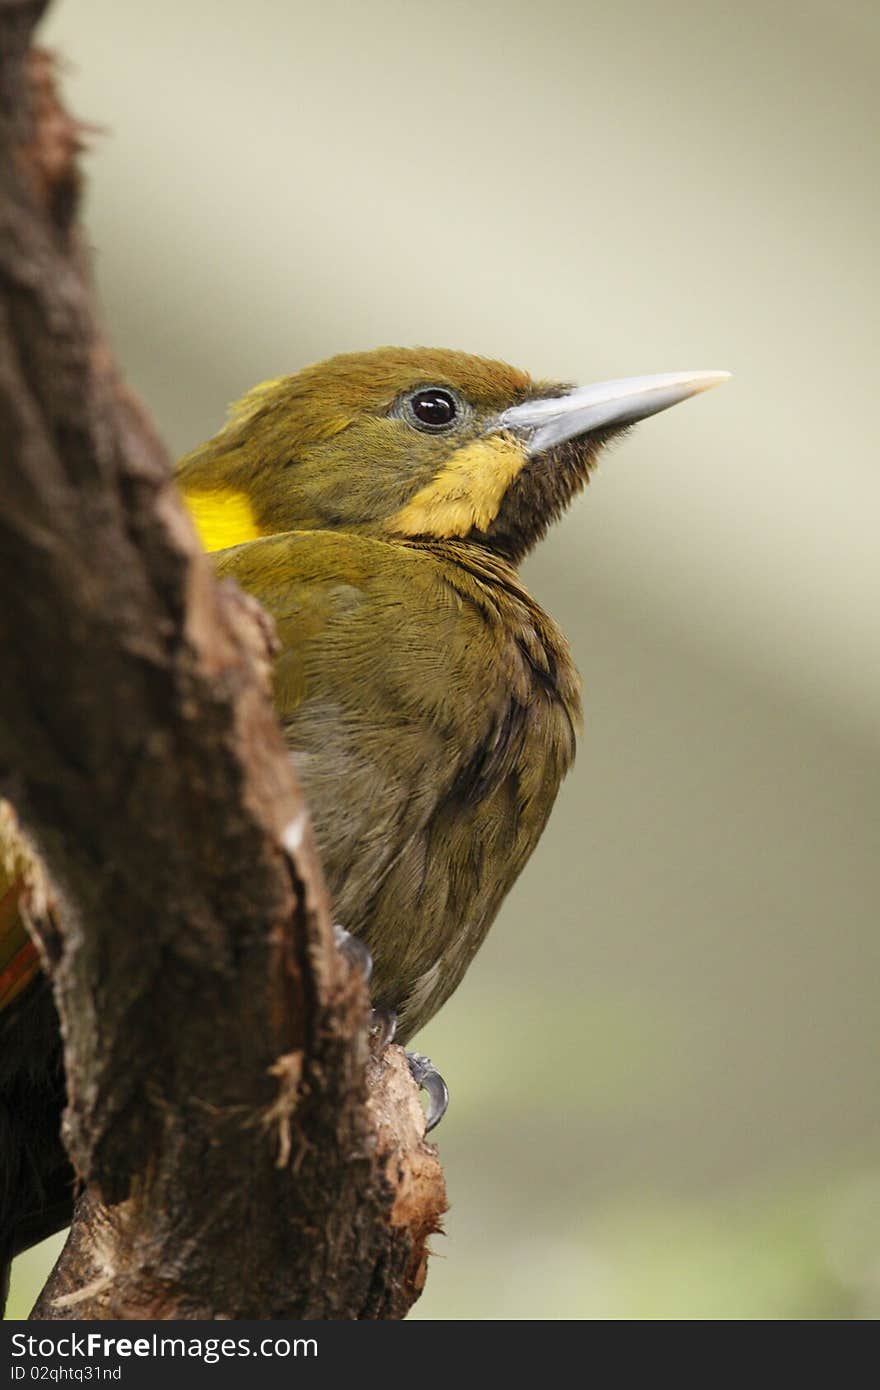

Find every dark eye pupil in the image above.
[411,388,457,428]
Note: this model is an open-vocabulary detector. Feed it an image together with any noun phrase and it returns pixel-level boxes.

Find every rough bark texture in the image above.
[0,0,446,1319]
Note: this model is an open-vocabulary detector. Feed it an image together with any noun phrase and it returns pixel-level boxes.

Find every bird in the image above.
[0,346,728,1297]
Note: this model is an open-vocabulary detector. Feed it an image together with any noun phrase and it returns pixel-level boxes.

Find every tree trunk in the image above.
[0,0,445,1320]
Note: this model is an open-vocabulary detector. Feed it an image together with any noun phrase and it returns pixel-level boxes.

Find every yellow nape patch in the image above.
[387,436,527,539]
[183,487,263,553]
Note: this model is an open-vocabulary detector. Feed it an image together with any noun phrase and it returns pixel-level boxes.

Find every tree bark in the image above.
[0,0,446,1320]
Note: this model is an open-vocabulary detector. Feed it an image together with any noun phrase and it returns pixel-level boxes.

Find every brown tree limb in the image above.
[0,0,446,1319]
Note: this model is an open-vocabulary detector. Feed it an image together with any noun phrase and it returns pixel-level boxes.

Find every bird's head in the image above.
[178,347,728,564]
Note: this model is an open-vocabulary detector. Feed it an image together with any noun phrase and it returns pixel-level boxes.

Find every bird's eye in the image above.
[406,387,460,432]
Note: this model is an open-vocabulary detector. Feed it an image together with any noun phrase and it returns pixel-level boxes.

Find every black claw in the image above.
[370,1006,398,1052]
[333,923,372,984]
[406,1052,449,1132]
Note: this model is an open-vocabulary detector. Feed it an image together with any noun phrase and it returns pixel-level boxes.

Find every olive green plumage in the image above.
[177,346,709,1042]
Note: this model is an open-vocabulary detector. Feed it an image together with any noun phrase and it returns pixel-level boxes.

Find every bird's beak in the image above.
[498,370,731,455]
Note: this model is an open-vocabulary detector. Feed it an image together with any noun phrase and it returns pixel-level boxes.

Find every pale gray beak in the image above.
[498,370,731,455]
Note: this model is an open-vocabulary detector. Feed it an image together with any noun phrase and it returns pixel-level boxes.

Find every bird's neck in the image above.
[401,537,583,726]
[401,536,524,593]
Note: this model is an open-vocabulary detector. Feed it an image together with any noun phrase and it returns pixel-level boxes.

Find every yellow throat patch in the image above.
[387,435,527,539]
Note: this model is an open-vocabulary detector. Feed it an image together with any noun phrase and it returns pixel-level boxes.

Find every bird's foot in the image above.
[332,927,446,1130]
[370,1006,397,1052]
[406,1052,449,1133]
[333,923,372,984]
[333,928,399,1054]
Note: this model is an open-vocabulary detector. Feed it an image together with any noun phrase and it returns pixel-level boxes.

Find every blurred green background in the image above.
[9,0,879,1319]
